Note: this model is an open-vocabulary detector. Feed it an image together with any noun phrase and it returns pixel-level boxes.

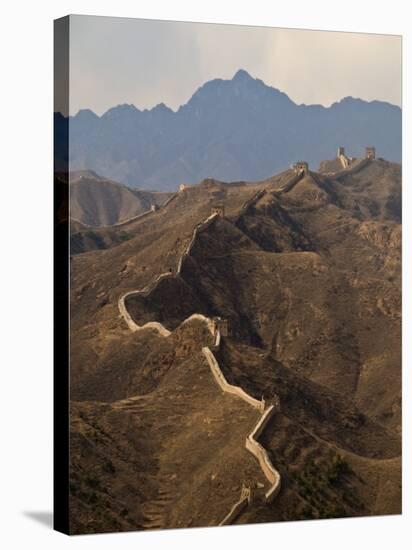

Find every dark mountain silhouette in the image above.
[56,69,401,191]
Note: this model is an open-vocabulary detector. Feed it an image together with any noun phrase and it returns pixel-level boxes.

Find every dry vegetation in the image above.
[69,159,401,533]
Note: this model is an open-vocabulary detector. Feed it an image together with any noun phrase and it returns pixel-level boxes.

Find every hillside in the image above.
[69,155,401,533]
[69,171,171,226]
[56,70,401,190]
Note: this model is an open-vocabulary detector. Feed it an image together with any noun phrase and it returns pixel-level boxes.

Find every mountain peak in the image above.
[102,103,140,119]
[151,102,173,114]
[76,108,99,120]
[232,69,254,82]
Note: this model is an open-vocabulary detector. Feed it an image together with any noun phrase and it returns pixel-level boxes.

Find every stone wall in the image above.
[365,146,376,160]
[118,213,218,333]
[71,206,156,230]
[271,169,306,196]
[237,189,267,219]
[338,154,350,169]
[293,161,309,175]
[177,213,218,273]
[245,405,281,502]
[118,272,175,334]
[161,193,178,207]
[74,186,178,231]
[333,157,371,179]
[219,496,249,526]
[110,208,155,229]
[202,347,264,412]
[118,197,281,527]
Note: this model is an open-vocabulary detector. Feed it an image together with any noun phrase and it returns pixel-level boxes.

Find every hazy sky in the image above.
[68,15,401,116]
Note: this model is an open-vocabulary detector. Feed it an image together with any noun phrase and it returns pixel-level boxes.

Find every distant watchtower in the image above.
[365,146,376,160]
[240,484,252,504]
[337,146,345,157]
[214,317,229,337]
[150,204,159,212]
[178,183,188,192]
[211,204,225,217]
[293,161,309,175]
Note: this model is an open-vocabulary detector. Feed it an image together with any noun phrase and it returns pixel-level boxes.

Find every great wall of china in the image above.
[332,157,371,179]
[276,169,306,193]
[72,145,375,232]
[117,182,291,526]
[116,151,375,526]
[324,146,375,178]
[71,191,178,230]
[70,207,157,230]
[108,190,179,228]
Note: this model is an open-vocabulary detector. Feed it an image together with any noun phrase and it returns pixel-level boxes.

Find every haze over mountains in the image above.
[69,170,171,226]
[56,69,401,191]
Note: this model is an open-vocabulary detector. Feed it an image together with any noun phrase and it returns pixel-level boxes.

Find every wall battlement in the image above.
[178,183,192,192]
[323,146,376,176]
[211,204,225,217]
[333,157,371,179]
[365,146,376,159]
[215,317,229,337]
[202,347,265,412]
[292,161,309,175]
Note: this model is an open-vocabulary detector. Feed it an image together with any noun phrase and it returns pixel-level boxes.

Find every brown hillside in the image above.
[69,172,171,227]
[69,158,401,532]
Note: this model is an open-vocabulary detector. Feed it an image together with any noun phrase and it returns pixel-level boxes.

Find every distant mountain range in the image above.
[55,69,401,191]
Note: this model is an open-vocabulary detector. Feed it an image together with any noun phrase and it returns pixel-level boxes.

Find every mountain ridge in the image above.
[56,69,401,191]
[66,69,400,118]
[69,172,172,227]
[68,158,401,532]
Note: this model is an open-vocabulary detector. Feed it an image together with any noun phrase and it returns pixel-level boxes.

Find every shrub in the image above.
[327,455,350,485]
[85,475,100,489]
[103,460,116,474]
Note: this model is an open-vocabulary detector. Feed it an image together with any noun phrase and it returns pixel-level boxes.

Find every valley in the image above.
[68,152,401,533]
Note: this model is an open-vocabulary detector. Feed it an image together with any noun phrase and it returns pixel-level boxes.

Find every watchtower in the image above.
[150,204,159,212]
[214,317,229,337]
[240,484,252,504]
[293,161,309,175]
[337,146,345,157]
[365,146,376,160]
[211,204,225,217]
[178,183,188,192]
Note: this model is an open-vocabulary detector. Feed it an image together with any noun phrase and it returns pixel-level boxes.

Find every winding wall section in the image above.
[275,169,305,193]
[118,196,281,526]
[338,154,350,169]
[323,157,371,179]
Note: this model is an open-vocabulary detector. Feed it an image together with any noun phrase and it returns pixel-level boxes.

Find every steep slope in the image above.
[70,172,171,226]
[56,70,401,190]
[69,157,401,532]
[121,164,401,432]
[69,319,266,533]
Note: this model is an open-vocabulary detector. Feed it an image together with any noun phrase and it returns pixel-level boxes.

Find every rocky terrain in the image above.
[68,155,401,533]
